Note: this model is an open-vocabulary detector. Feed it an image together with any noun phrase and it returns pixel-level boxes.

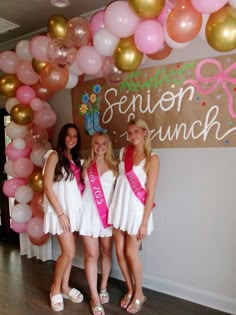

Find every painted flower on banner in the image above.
[79,84,102,116]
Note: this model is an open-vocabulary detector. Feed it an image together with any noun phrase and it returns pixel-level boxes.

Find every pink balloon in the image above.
[11,220,28,233]
[191,0,228,14]
[134,20,165,54]
[27,217,44,238]
[16,85,36,104]
[16,60,39,85]
[5,142,32,160]
[30,97,43,111]
[76,45,103,75]
[157,0,175,25]
[13,157,34,178]
[4,159,16,177]
[104,1,141,38]
[3,177,27,198]
[90,10,105,37]
[30,35,50,61]
[33,108,57,129]
[0,51,18,74]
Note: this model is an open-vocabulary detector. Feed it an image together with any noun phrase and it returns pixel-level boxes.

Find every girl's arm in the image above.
[43,151,70,232]
[137,154,160,240]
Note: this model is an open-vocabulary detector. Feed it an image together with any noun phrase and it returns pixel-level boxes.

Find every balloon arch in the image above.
[0,0,235,246]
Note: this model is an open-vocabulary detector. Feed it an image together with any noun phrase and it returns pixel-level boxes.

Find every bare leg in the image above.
[126,235,146,313]
[61,232,78,294]
[99,236,112,291]
[50,232,75,296]
[82,236,100,305]
[113,228,134,307]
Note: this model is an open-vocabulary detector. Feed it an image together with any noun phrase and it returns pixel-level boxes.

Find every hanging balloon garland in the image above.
[0,0,235,246]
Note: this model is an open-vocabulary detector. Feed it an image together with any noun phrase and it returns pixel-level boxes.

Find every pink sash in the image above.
[124,146,155,208]
[87,162,110,228]
[69,161,85,194]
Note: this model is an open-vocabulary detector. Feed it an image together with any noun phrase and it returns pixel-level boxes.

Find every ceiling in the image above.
[0,0,113,52]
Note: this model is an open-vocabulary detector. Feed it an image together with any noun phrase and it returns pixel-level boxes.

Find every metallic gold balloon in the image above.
[128,0,165,19]
[113,36,143,72]
[0,74,22,97]
[206,6,236,52]
[32,58,47,75]
[29,169,43,193]
[10,104,33,125]
[48,15,68,39]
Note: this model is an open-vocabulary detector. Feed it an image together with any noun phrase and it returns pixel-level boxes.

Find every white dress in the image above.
[108,147,156,236]
[79,169,116,238]
[43,150,82,235]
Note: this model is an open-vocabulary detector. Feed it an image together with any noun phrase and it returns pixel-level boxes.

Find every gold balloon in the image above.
[10,104,33,125]
[32,58,47,75]
[113,36,143,72]
[29,169,43,193]
[48,15,68,39]
[206,6,236,52]
[0,74,22,97]
[128,0,165,19]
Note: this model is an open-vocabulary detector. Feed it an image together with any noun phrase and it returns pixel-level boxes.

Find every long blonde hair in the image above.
[128,118,151,171]
[83,132,118,176]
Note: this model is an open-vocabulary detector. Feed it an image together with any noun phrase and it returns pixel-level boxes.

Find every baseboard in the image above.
[110,265,236,315]
[53,248,236,315]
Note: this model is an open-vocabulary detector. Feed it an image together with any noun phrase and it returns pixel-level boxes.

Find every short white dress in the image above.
[43,150,83,235]
[79,169,116,238]
[108,147,156,236]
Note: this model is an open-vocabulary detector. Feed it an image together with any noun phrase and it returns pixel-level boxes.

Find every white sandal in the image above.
[62,288,83,303]
[50,293,64,312]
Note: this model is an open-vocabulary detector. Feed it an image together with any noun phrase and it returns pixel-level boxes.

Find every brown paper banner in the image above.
[72,54,236,149]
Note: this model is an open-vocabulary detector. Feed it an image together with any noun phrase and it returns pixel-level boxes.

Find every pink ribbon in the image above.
[184,58,236,118]
[69,161,84,194]
[87,162,110,229]
[124,146,155,208]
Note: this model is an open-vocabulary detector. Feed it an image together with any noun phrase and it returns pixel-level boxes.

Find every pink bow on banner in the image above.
[184,58,236,118]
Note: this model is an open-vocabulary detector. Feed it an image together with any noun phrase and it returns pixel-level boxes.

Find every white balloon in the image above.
[229,0,236,8]
[15,185,33,204]
[30,148,47,167]
[11,203,32,224]
[12,138,26,150]
[5,122,28,139]
[4,160,16,177]
[93,28,120,56]
[65,72,79,89]
[16,40,33,61]
[68,60,83,76]
[5,97,19,113]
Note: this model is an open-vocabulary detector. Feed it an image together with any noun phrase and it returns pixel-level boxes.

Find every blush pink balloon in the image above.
[11,220,28,233]
[191,0,228,14]
[27,217,44,238]
[104,1,141,38]
[13,157,34,178]
[90,10,105,37]
[157,0,176,25]
[33,108,57,129]
[16,85,36,104]
[30,97,43,111]
[134,20,165,54]
[0,51,18,74]
[16,60,39,85]
[3,177,28,198]
[30,35,50,61]
[76,45,103,75]
[5,142,32,160]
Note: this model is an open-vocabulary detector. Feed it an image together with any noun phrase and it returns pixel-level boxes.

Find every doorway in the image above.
[0,108,19,244]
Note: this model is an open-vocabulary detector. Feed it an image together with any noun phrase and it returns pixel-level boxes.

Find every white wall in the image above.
[50,38,236,315]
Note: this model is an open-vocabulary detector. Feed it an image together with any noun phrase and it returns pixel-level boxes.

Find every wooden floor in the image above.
[0,241,230,315]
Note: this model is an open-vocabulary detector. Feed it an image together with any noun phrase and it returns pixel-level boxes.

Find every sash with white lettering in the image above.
[124,146,155,208]
[69,161,85,194]
[87,162,110,228]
